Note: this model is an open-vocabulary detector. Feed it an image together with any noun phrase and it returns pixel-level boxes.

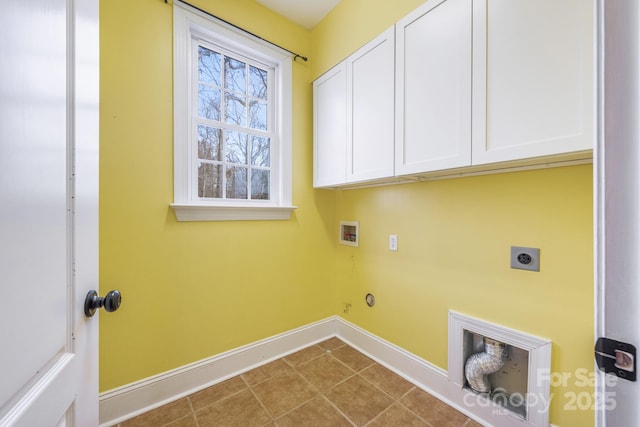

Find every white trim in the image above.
[322,156,592,191]
[594,1,640,425]
[172,2,293,221]
[98,318,335,426]
[337,318,542,427]
[335,317,449,396]
[594,0,605,425]
[448,311,552,427]
[99,316,552,427]
[170,203,297,221]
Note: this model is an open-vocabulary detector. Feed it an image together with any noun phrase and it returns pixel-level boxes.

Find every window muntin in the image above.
[172,2,294,221]
[195,44,272,201]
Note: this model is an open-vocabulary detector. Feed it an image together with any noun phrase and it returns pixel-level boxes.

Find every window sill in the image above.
[170,203,297,221]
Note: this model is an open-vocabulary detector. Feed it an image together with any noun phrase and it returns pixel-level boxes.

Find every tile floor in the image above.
[117,338,483,427]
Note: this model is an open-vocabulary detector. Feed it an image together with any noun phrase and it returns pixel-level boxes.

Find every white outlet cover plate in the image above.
[389,235,398,251]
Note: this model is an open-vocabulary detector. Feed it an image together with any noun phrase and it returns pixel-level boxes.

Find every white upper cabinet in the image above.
[471,0,594,165]
[395,0,472,175]
[313,0,594,188]
[314,27,395,188]
[313,62,347,187]
[347,27,395,183]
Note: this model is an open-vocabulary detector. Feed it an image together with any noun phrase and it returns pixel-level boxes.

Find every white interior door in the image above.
[0,0,99,426]
[595,0,640,425]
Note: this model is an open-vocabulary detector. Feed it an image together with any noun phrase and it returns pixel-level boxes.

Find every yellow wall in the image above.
[330,167,593,426]
[101,0,594,426]
[312,1,594,426]
[99,0,337,391]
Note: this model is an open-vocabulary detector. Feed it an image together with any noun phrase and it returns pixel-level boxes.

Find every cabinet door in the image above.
[347,27,395,183]
[313,62,347,187]
[472,0,594,165]
[395,0,472,176]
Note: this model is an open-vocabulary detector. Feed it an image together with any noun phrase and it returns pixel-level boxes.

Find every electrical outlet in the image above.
[510,246,540,271]
[389,235,398,251]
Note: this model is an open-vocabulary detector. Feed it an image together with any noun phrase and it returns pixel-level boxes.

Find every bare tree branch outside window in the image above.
[196,45,272,201]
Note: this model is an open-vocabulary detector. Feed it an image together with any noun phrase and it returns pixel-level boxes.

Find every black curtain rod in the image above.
[165,0,309,62]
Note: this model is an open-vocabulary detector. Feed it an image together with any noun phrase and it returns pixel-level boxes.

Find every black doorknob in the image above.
[84,289,122,317]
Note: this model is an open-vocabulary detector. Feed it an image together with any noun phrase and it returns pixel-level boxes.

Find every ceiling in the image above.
[255,0,342,30]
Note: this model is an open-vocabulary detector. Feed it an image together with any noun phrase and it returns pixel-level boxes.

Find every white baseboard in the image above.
[99,317,335,426]
[99,316,544,427]
[335,319,536,427]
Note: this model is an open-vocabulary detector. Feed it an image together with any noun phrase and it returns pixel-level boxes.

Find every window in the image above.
[196,47,270,200]
[172,2,296,221]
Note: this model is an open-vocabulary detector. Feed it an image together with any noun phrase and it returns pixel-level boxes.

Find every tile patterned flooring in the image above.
[117,338,483,427]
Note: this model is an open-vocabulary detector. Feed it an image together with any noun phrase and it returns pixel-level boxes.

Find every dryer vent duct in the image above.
[464,337,507,393]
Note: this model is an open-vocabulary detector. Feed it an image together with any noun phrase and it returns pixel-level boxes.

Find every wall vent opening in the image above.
[448,311,552,427]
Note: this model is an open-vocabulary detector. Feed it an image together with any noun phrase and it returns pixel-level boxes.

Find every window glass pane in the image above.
[249,100,267,131]
[251,169,270,200]
[198,46,221,86]
[179,7,291,209]
[224,92,246,126]
[251,136,270,167]
[249,66,267,100]
[226,166,248,199]
[198,85,221,120]
[224,57,246,93]
[198,163,222,198]
[197,125,221,161]
[225,131,248,165]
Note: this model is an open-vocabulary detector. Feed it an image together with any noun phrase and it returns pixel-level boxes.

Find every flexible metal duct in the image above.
[464,337,508,393]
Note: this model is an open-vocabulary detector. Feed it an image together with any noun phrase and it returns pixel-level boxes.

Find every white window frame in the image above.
[171,1,296,221]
